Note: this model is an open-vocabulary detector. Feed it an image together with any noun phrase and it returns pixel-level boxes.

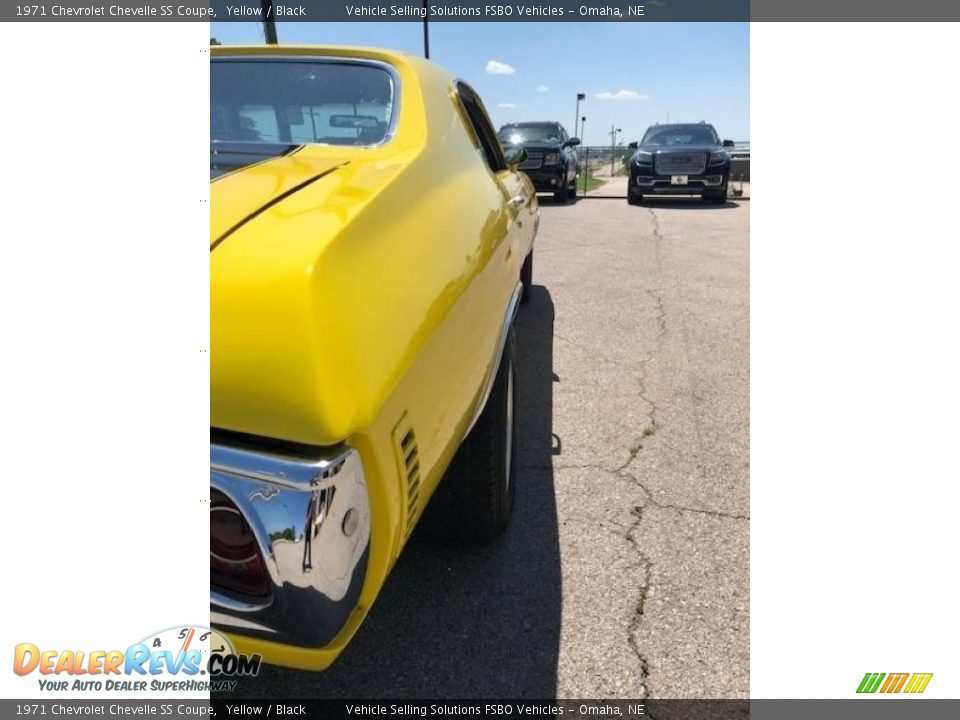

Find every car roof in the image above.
[645,123,716,131]
[211,44,412,60]
[500,122,561,128]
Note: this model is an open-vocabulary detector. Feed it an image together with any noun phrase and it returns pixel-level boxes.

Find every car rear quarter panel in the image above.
[211,47,532,667]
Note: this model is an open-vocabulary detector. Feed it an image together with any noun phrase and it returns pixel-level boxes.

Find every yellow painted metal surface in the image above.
[211,45,536,669]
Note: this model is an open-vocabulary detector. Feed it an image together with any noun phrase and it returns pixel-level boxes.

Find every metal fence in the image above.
[576,145,637,198]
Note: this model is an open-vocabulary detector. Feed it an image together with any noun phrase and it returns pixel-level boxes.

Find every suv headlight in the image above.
[543,152,560,166]
[633,151,653,166]
[709,150,729,166]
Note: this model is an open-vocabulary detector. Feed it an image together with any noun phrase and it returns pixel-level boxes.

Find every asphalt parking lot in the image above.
[232,189,750,699]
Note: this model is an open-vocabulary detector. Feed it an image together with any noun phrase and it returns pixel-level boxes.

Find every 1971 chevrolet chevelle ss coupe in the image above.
[209,46,538,671]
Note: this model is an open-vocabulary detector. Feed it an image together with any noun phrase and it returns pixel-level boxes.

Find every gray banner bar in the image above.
[3,699,960,718]
[754,0,960,20]
[752,699,960,719]
[3,0,960,23]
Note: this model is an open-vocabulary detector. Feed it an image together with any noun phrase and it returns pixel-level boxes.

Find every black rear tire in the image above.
[520,251,533,303]
[425,328,517,542]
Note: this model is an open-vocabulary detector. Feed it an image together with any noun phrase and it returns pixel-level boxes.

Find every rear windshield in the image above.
[641,125,718,146]
[497,124,563,145]
[211,59,396,146]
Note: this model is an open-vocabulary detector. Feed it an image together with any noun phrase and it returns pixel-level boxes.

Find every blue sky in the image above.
[210,22,749,144]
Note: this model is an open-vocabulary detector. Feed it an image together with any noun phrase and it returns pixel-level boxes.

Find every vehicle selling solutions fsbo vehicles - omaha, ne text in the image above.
[209,45,538,671]
[627,122,734,205]
[497,121,580,203]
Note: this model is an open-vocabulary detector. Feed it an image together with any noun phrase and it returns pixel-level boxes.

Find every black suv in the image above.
[497,122,580,203]
[627,123,734,205]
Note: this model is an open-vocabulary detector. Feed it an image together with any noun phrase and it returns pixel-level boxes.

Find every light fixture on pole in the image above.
[574,93,585,138]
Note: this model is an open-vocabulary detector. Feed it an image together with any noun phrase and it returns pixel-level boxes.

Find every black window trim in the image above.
[455,80,507,173]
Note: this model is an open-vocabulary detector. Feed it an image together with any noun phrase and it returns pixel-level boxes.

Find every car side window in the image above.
[559,125,568,143]
[456,82,506,173]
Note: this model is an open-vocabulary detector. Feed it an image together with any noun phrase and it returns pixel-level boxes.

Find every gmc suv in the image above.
[627,123,734,205]
[497,122,580,203]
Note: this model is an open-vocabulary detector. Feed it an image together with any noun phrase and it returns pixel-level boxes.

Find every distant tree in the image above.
[210,37,221,45]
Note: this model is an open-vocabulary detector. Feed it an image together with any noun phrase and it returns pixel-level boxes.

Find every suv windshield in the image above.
[211,59,395,146]
[641,125,718,147]
[497,124,563,145]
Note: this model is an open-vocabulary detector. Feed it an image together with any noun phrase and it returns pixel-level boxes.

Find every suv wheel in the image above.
[425,327,517,542]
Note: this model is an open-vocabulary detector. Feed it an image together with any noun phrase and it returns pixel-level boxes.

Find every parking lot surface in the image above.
[231,193,750,699]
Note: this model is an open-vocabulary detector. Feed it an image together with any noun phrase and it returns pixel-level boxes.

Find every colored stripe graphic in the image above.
[857,672,933,694]
[880,673,909,693]
[904,673,933,694]
[856,673,885,693]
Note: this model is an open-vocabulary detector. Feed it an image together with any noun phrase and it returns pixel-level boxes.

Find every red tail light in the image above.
[210,489,268,597]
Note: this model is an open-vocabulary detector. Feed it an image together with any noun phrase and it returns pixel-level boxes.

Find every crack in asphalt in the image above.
[517,455,748,701]
[613,211,666,477]
[524,206,746,696]
[626,504,654,700]
[625,208,748,696]
[553,331,650,372]
[623,470,751,522]
[519,461,750,523]
[609,338,662,477]
[646,288,668,338]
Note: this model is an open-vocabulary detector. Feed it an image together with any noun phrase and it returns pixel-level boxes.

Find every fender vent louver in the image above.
[392,421,421,537]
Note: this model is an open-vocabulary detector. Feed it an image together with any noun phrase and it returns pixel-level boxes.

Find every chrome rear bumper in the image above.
[210,441,370,648]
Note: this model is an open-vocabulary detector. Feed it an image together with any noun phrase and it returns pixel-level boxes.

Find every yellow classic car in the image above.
[209,45,538,671]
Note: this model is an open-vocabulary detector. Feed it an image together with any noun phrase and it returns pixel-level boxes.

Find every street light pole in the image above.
[574,93,585,139]
[422,1,430,58]
[260,0,278,44]
[580,116,587,197]
[610,126,621,174]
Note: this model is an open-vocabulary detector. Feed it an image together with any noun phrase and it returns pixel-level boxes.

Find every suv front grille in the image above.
[655,152,707,175]
[519,151,543,170]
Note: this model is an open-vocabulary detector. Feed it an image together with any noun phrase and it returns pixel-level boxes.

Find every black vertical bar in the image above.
[582,146,589,198]
[423,2,430,58]
[260,0,278,44]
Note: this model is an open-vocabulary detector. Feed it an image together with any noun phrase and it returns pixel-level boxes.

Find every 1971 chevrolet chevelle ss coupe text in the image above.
[209,46,538,670]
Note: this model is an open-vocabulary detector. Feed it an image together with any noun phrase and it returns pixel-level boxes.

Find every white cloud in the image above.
[498,102,517,108]
[485,60,516,75]
[595,90,649,101]
[536,85,550,93]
